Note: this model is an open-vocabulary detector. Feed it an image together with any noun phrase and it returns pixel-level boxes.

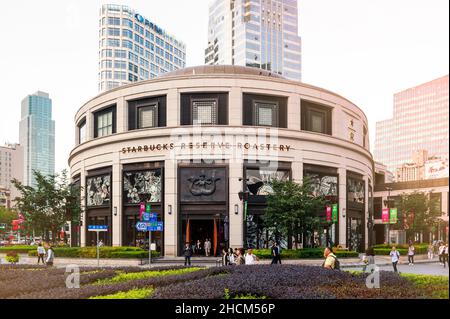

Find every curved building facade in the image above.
[69,66,374,256]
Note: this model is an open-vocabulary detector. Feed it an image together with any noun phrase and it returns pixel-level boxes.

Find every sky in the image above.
[0,0,448,173]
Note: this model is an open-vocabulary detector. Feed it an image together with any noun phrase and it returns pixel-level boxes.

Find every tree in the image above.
[264,178,327,249]
[11,170,82,243]
[0,207,17,225]
[394,191,442,242]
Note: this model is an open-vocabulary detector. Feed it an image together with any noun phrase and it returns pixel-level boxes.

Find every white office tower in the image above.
[205,0,302,81]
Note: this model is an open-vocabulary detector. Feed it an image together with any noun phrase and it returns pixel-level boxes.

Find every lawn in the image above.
[0,264,447,299]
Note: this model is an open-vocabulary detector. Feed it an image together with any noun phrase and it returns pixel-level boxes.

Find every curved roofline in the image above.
[77,65,368,123]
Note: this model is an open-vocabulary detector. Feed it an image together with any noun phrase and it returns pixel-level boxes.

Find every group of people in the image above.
[184,239,212,257]
[182,242,283,266]
[36,243,55,266]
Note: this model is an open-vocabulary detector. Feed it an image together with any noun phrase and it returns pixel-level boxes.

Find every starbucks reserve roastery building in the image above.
[69,66,374,256]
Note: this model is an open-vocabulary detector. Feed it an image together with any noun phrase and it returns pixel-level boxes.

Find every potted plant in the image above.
[5,251,20,264]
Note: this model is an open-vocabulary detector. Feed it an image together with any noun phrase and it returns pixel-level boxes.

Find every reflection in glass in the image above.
[246,169,289,195]
[123,169,162,204]
[87,175,111,206]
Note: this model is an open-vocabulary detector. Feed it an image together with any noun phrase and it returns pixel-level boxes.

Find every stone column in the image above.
[80,162,87,247]
[116,97,127,133]
[229,161,244,248]
[288,94,301,130]
[338,167,347,247]
[112,152,122,247]
[164,158,178,256]
[364,175,369,250]
[166,88,180,127]
[229,87,243,126]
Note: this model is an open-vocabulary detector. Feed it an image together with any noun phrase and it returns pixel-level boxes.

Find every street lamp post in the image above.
[386,187,393,244]
[238,178,249,249]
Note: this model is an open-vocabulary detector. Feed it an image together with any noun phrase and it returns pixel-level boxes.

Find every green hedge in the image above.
[27,247,159,259]
[373,244,428,255]
[0,246,39,254]
[253,248,359,259]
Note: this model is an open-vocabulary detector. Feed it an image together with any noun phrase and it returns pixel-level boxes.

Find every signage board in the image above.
[142,213,151,222]
[390,208,398,224]
[88,225,108,232]
[136,222,149,232]
[332,204,338,223]
[148,222,164,232]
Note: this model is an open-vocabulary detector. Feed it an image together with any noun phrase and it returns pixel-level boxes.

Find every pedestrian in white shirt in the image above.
[443,244,449,269]
[37,243,46,265]
[244,249,259,265]
[46,246,55,267]
[438,243,445,265]
[390,246,400,273]
[408,244,415,265]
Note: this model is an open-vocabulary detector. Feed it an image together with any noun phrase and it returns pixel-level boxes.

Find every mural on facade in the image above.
[348,178,365,204]
[305,173,338,197]
[246,169,290,196]
[123,170,162,204]
[87,175,111,207]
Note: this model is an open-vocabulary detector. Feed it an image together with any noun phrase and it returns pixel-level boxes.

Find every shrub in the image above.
[90,288,154,299]
[27,247,159,259]
[94,267,203,285]
[372,244,428,254]
[5,252,20,264]
[253,248,358,259]
[401,274,449,299]
[0,246,37,254]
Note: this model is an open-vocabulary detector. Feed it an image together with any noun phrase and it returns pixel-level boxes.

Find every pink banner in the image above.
[139,203,145,219]
[382,208,390,224]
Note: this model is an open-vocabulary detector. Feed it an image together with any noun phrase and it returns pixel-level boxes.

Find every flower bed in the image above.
[1,264,446,299]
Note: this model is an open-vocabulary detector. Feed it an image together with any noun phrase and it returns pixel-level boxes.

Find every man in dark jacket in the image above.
[271,242,282,264]
[183,243,193,266]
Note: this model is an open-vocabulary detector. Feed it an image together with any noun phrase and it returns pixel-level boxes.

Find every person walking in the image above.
[244,249,259,265]
[390,246,400,273]
[438,243,445,265]
[363,246,375,272]
[221,248,229,266]
[37,243,46,265]
[443,244,449,268]
[195,240,202,256]
[235,248,245,265]
[228,248,236,265]
[408,244,415,265]
[204,238,212,257]
[271,242,282,264]
[46,246,55,267]
[427,244,434,260]
[322,247,340,270]
[183,243,193,266]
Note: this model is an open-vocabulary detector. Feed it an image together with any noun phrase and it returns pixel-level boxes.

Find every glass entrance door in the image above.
[347,215,364,252]
[181,216,227,257]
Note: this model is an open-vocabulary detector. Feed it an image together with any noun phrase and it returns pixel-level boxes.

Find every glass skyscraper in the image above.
[19,91,55,187]
[374,75,449,176]
[98,4,186,92]
[205,0,302,81]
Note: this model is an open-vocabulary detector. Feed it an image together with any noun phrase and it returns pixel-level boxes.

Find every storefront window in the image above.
[86,175,111,207]
[348,178,365,204]
[123,169,162,204]
[245,169,289,195]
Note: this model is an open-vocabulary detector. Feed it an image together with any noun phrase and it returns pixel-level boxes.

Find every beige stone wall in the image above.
[70,72,374,255]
